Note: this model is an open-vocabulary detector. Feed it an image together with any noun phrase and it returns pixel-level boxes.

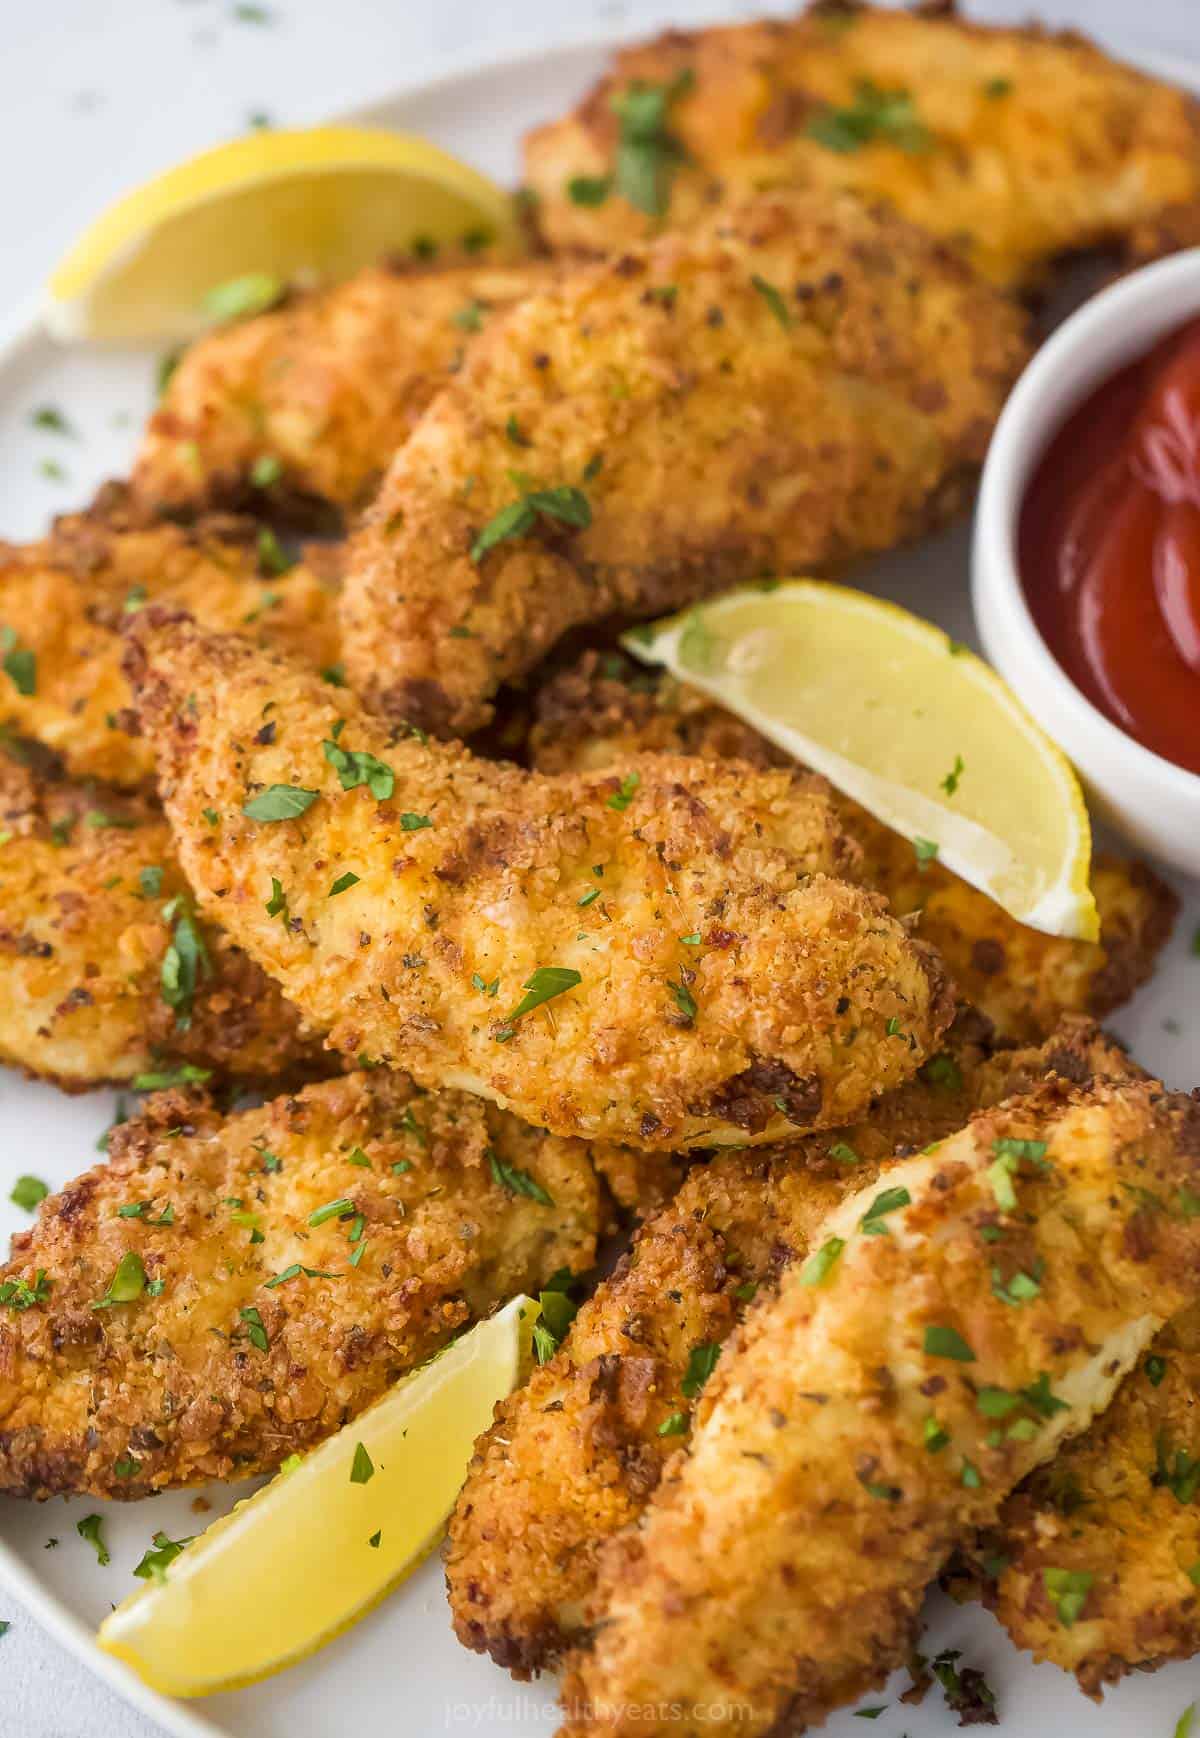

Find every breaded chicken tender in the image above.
[558,1077,1200,1737]
[132,260,552,523]
[0,490,341,788]
[967,1301,1200,1695]
[528,655,1178,1041]
[0,754,323,1089]
[341,191,1028,736]
[125,611,952,1150]
[524,3,1200,290]
[445,1015,1134,1673]
[0,1070,604,1500]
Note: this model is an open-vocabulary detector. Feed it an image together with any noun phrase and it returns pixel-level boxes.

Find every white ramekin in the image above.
[972,250,1200,880]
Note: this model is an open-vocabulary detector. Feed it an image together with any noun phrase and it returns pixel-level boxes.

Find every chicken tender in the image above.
[0,754,323,1089]
[528,654,1178,1041]
[445,1015,1134,1673]
[967,1301,1200,1695]
[341,191,1028,736]
[133,260,552,523]
[524,4,1200,291]
[558,1077,1200,1737]
[0,490,341,788]
[125,610,953,1150]
[0,1070,603,1500]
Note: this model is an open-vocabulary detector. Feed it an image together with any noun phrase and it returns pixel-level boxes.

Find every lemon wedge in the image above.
[46,125,523,343]
[97,1294,538,1696]
[625,582,1098,942]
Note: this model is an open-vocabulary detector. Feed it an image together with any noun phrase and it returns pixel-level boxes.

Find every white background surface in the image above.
[1,1,1199,1734]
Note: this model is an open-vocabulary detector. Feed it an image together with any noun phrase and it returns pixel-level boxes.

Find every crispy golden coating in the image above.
[0,1071,604,1500]
[0,491,341,789]
[558,1077,1200,1737]
[524,3,1200,290]
[967,1301,1200,1695]
[445,1015,1135,1673]
[132,261,552,522]
[341,191,1028,736]
[0,755,324,1090]
[528,655,1178,1042]
[126,610,952,1150]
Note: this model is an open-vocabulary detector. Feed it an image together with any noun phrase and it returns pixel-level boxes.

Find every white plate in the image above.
[2,30,1200,1738]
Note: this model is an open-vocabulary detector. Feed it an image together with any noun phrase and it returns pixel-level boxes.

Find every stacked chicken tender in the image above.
[3,5,1200,1732]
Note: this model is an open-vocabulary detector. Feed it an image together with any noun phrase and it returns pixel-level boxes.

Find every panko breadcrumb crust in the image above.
[341,190,1028,736]
[124,608,954,1150]
[0,1071,604,1500]
[524,2,1200,288]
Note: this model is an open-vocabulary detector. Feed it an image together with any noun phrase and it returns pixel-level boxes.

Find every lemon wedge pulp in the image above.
[626,581,1098,942]
[97,1294,538,1696]
[46,125,523,343]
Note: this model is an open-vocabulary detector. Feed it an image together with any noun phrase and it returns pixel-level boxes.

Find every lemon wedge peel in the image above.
[46,125,522,343]
[625,581,1098,943]
[96,1293,538,1697]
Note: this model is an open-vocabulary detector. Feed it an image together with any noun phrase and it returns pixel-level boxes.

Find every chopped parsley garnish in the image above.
[1152,1434,1200,1505]
[138,866,164,898]
[505,414,530,446]
[1146,1354,1168,1387]
[350,1442,375,1485]
[240,1306,269,1352]
[799,1235,845,1287]
[990,1258,1043,1306]
[610,68,694,216]
[807,80,931,154]
[607,770,640,811]
[369,1530,382,1549]
[921,1053,963,1093]
[30,405,73,436]
[114,1456,140,1479]
[578,887,601,908]
[92,1251,147,1310]
[1,627,36,696]
[1043,1566,1094,1627]
[859,1185,910,1236]
[202,271,282,323]
[472,973,500,997]
[76,1514,110,1566]
[924,1324,975,1362]
[667,978,698,1022]
[160,897,210,1029]
[533,1285,580,1364]
[470,483,591,563]
[323,739,395,801]
[257,527,294,576]
[132,1063,212,1091]
[929,1649,998,1723]
[452,299,487,333]
[308,1197,355,1228]
[566,174,612,207]
[9,1175,48,1213]
[321,663,347,687]
[329,870,360,898]
[750,274,791,329]
[243,784,319,822]
[251,453,282,488]
[263,1263,340,1289]
[984,77,1013,98]
[940,754,964,797]
[0,1269,51,1311]
[923,1415,949,1453]
[488,1149,554,1206]
[679,930,701,946]
[494,966,582,1042]
[829,1141,861,1165]
[400,811,432,832]
[658,1412,688,1436]
[913,836,939,870]
[858,1469,902,1502]
[680,1341,720,1398]
[133,1529,194,1583]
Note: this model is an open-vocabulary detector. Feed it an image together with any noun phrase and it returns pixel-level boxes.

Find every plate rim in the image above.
[2,21,1200,1738]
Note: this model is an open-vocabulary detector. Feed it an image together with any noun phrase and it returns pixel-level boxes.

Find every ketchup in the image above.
[1019,314,1200,776]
